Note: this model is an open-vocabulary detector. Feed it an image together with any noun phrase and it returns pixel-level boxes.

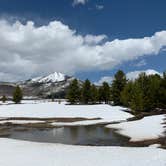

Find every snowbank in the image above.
[107,115,165,141]
[0,102,133,124]
[51,119,106,126]
[0,138,166,166]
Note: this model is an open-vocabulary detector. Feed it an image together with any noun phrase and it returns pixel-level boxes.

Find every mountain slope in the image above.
[19,72,75,98]
[30,72,66,83]
[0,72,77,99]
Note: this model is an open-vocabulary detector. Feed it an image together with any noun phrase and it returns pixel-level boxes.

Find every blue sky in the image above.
[0,0,165,82]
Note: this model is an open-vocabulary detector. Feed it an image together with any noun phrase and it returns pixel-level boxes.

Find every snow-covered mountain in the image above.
[0,72,77,98]
[30,72,66,83]
[17,72,77,98]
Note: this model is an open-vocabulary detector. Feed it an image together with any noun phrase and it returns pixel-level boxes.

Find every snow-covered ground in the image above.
[0,101,165,142]
[107,115,165,141]
[0,138,166,166]
[0,102,133,125]
[0,101,165,165]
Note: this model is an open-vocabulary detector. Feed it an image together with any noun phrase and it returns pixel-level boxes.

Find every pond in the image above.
[2,125,130,146]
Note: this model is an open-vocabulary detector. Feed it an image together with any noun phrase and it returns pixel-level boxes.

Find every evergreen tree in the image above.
[90,84,98,104]
[81,79,91,104]
[121,81,133,107]
[98,86,104,103]
[147,74,161,109]
[121,72,164,113]
[102,82,110,104]
[111,70,127,105]
[158,71,166,108]
[13,86,23,104]
[130,81,144,113]
[136,73,151,111]
[121,80,145,113]
[1,95,7,103]
[116,70,166,113]
[67,79,80,104]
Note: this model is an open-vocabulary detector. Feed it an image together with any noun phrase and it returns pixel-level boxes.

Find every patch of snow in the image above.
[52,119,107,126]
[0,102,133,124]
[31,76,43,82]
[106,115,165,141]
[0,138,166,166]
[149,144,161,148]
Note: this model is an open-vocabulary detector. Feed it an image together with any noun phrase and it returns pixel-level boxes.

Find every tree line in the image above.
[67,70,166,113]
[67,79,110,104]
[1,86,23,104]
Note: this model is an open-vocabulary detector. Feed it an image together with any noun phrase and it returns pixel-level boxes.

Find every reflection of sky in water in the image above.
[52,127,64,136]
[8,126,130,146]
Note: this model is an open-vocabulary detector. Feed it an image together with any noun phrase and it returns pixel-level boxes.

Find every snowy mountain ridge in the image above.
[30,72,67,83]
[16,72,77,98]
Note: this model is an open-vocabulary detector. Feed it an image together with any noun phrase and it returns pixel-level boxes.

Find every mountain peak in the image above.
[31,72,66,83]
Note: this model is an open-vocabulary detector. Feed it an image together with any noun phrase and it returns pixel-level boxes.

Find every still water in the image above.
[6,125,130,146]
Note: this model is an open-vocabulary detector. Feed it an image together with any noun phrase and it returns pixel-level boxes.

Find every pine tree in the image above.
[98,86,104,103]
[102,82,110,104]
[158,71,166,108]
[111,70,127,105]
[90,84,98,104]
[13,86,23,104]
[129,81,144,113]
[121,81,133,107]
[136,73,151,111]
[81,79,91,104]
[67,79,80,104]
[119,70,166,113]
[147,74,161,109]
[1,95,7,103]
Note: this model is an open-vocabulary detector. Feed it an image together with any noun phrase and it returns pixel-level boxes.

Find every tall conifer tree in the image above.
[67,79,80,104]
[82,79,91,104]
[111,70,127,105]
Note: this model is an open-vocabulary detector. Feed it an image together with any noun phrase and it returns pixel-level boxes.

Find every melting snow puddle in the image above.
[1,125,131,146]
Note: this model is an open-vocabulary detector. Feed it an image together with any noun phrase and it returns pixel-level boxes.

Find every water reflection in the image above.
[6,125,130,146]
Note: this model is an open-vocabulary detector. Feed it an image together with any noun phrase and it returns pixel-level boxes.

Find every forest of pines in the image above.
[67,70,166,113]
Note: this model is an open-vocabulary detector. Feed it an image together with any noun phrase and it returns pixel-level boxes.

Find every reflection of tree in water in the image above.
[164,115,166,134]
[69,127,79,142]
[103,127,111,134]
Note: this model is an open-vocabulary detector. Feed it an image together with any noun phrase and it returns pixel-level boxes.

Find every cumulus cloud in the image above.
[84,34,106,45]
[72,0,88,6]
[94,76,113,85]
[0,19,166,82]
[126,69,162,80]
[96,69,162,85]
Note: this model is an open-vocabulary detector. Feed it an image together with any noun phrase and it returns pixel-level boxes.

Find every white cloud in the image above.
[84,34,106,45]
[96,5,104,10]
[95,76,113,85]
[126,69,162,80]
[95,69,162,85]
[0,19,166,81]
[72,0,88,6]
[134,59,147,67]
